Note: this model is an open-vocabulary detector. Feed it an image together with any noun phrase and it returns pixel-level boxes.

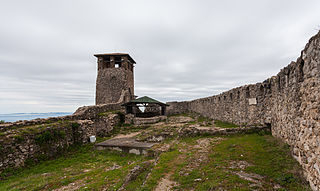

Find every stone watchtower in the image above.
[94,53,135,105]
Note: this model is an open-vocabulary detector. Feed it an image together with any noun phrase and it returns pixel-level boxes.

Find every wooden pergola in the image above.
[122,96,169,118]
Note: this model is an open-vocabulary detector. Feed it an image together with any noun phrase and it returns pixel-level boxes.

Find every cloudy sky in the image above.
[0,0,319,114]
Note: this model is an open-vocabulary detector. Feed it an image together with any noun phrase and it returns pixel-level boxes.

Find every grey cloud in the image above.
[0,0,320,113]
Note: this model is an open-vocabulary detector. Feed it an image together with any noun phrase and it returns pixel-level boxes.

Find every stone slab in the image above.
[95,138,156,155]
[96,138,155,149]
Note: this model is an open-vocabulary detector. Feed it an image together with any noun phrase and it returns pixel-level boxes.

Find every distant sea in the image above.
[0,112,73,123]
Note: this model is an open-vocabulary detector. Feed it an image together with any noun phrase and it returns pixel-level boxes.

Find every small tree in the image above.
[0,120,5,124]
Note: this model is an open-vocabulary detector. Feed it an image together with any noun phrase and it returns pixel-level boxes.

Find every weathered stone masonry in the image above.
[0,103,122,173]
[0,52,136,174]
[95,53,135,105]
[167,31,320,190]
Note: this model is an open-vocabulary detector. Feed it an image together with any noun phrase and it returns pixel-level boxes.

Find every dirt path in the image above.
[154,173,178,191]
[53,178,87,191]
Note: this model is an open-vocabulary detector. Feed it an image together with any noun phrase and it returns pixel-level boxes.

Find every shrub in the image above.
[35,130,66,146]
[13,135,24,143]
[71,122,80,129]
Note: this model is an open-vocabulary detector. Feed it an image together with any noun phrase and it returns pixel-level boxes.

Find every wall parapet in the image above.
[0,103,122,132]
[166,31,320,190]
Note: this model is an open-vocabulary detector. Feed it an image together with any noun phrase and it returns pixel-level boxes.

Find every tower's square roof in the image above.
[94,53,136,64]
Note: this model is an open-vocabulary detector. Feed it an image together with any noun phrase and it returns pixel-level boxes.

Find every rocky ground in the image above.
[0,114,311,191]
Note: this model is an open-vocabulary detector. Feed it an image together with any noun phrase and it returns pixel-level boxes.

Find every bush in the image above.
[0,120,5,124]
[35,130,66,146]
[13,135,24,143]
[71,122,80,129]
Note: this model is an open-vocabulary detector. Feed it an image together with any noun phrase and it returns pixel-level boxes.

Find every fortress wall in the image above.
[0,120,94,173]
[167,31,320,190]
[0,103,122,131]
[166,101,190,115]
[272,34,320,190]
[167,80,271,126]
[0,103,122,173]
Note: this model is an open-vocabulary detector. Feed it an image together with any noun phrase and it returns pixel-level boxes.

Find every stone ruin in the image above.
[95,53,135,105]
[0,31,319,190]
[166,31,320,190]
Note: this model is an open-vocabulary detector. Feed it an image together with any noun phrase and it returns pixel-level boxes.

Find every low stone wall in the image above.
[133,116,167,126]
[166,31,320,190]
[0,103,122,132]
[166,101,190,116]
[0,120,94,173]
[0,103,123,173]
[179,126,270,137]
[73,103,123,120]
[94,113,120,137]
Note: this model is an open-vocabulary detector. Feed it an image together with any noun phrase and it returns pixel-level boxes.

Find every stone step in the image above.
[95,138,155,155]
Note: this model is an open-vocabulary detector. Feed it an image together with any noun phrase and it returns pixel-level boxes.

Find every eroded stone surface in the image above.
[155,175,178,191]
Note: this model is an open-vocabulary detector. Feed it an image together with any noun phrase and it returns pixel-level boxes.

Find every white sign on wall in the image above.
[248,98,257,105]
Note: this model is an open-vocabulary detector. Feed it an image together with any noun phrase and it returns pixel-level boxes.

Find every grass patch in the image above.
[0,116,310,191]
[214,120,239,128]
[3,121,73,137]
[140,147,180,190]
[0,144,147,191]
[197,116,211,123]
[176,134,310,191]
[98,110,123,117]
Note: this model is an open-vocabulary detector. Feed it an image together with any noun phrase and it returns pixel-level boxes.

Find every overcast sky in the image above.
[0,0,320,114]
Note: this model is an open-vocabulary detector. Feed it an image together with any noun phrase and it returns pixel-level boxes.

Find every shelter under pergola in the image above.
[122,96,169,118]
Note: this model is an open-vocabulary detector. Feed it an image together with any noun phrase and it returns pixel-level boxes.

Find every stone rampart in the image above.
[166,31,320,190]
[0,103,122,131]
[0,103,122,173]
[0,120,94,173]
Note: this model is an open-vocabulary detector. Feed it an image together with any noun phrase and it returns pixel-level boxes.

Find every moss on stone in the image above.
[98,110,122,116]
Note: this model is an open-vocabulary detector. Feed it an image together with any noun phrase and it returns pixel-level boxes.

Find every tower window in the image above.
[114,56,122,68]
[104,57,111,68]
[246,87,250,98]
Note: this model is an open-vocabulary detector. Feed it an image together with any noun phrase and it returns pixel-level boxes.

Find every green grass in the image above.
[139,148,180,190]
[97,110,122,116]
[171,136,249,190]
[1,121,74,138]
[197,116,211,123]
[214,120,239,128]
[0,117,311,191]
[0,144,147,191]
[171,134,310,191]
